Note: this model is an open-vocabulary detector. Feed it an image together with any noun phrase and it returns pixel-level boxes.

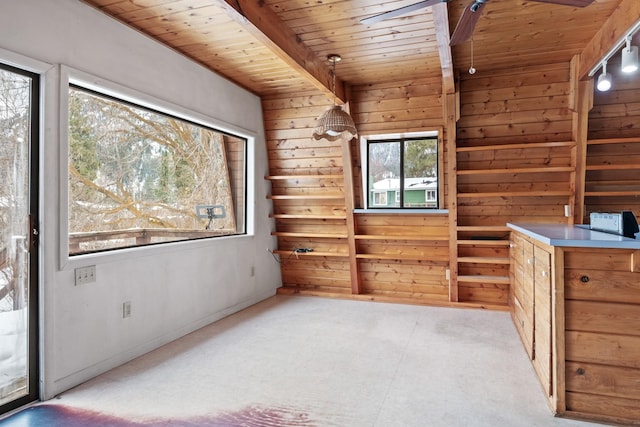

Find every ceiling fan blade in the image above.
[529,0,595,7]
[360,0,445,26]
[449,0,486,46]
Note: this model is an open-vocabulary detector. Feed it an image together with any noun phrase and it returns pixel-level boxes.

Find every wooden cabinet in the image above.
[510,233,534,358]
[510,225,640,425]
[532,246,552,397]
[563,247,640,423]
[510,233,552,396]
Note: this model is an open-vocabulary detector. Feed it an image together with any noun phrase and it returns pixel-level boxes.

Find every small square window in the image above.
[366,136,439,209]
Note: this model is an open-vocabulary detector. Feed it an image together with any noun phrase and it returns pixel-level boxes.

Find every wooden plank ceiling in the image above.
[82,0,624,97]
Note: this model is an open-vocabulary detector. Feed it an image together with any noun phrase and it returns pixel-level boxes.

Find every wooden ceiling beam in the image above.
[578,0,640,80]
[432,3,454,95]
[220,0,346,101]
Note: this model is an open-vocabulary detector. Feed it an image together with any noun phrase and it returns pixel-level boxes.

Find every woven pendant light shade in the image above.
[312,54,357,142]
[313,105,358,141]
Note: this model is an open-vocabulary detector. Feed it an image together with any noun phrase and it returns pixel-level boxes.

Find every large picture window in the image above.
[68,85,246,255]
[366,136,439,209]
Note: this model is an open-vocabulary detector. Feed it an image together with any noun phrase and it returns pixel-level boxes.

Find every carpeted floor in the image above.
[0,295,605,426]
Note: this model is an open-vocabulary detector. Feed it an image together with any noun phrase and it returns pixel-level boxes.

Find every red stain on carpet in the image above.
[0,403,318,426]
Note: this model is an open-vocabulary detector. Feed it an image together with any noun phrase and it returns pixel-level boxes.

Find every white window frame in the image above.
[58,66,256,269]
[373,191,388,206]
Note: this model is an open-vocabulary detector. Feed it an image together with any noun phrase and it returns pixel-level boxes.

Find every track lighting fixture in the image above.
[588,21,640,94]
[597,61,612,92]
[621,36,638,73]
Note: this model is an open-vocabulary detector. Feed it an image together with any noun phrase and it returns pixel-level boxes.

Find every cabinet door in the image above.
[533,246,552,396]
[510,234,534,358]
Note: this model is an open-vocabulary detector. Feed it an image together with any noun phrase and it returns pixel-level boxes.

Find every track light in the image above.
[597,61,612,92]
[621,36,638,73]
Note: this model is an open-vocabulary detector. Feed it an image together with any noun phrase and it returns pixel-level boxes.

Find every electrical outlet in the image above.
[75,265,96,285]
[122,301,132,318]
[250,266,255,277]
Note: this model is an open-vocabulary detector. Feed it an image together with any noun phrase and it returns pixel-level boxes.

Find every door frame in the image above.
[0,58,41,416]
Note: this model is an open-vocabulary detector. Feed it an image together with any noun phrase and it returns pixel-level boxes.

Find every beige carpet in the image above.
[37,295,605,426]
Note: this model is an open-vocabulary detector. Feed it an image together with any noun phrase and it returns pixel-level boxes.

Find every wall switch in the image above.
[122,301,132,318]
[250,266,255,277]
[75,265,96,285]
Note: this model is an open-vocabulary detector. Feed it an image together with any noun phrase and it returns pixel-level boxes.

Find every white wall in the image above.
[0,0,281,399]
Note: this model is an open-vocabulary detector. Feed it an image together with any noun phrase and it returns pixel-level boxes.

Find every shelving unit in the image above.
[267,194,344,200]
[455,140,575,305]
[270,231,348,239]
[584,138,640,221]
[269,214,347,219]
[354,235,449,241]
[272,250,348,258]
[266,173,352,294]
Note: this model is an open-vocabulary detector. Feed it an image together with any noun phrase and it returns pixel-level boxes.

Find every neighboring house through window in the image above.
[364,133,440,209]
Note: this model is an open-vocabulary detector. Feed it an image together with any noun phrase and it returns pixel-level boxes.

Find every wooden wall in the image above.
[262,60,639,310]
[263,78,458,305]
[585,66,640,222]
[455,63,575,306]
[262,90,352,295]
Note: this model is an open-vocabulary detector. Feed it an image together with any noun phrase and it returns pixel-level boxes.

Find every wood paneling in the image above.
[264,82,452,305]
[564,247,640,423]
[351,77,444,135]
[83,0,624,96]
[454,64,578,306]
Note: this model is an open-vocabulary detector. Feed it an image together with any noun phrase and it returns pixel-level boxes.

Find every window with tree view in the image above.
[68,85,246,255]
[367,137,439,209]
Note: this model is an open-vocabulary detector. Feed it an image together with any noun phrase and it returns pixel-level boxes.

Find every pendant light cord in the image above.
[332,58,337,106]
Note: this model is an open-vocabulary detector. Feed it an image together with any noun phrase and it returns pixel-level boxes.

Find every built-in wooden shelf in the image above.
[585,164,640,171]
[456,141,575,153]
[584,137,640,202]
[584,191,640,197]
[354,235,449,241]
[457,226,510,232]
[587,137,640,145]
[457,239,511,246]
[273,250,348,258]
[457,191,572,198]
[269,214,347,219]
[457,257,511,264]
[271,231,348,238]
[457,275,511,284]
[265,174,344,180]
[457,166,574,175]
[355,254,448,262]
[267,194,344,200]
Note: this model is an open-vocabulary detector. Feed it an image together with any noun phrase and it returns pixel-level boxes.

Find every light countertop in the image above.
[507,223,640,249]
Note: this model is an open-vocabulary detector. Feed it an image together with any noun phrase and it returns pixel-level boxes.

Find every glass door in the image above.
[0,63,39,414]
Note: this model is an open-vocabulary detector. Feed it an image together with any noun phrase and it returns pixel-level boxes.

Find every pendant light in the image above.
[621,36,639,73]
[313,54,357,142]
[597,60,612,92]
